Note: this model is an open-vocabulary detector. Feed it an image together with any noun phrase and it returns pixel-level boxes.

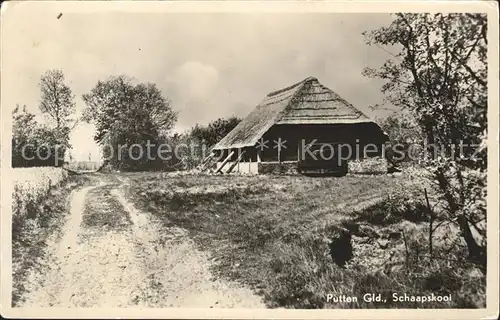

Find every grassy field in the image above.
[124,172,486,309]
[10,169,485,308]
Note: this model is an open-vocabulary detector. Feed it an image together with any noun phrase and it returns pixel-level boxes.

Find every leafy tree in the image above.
[190,116,242,148]
[38,69,75,164]
[82,76,178,171]
[39,70,76,130]
[11,70,75,167]
[377,112,424,167]
[156,117,242,171]
[364,13,487,269]
[175,116,242,170]
[12,105,66,167]
[12,105,37,167]
[159,132,194,171]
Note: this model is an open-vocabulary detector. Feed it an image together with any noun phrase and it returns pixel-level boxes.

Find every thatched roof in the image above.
[213,77,384,150]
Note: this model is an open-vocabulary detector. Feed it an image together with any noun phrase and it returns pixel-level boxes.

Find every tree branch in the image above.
[448,49,487,88]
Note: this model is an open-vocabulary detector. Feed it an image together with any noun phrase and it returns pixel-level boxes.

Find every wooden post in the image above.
[215,150,235,174]
[248,153,251,173]
[277,138,283,174]
[198,152,216,172]
[297,141,300,161]
[237,151,240,173]
[256,149,261,174]
[277,139,282,164]
[199,152,215,166]
[226,150,246,174]
[296,140,302,173]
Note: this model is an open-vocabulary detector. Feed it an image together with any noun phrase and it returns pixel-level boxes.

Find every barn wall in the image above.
[255,158,388,175]
[215,158,388,175]
[258,161,298,175]
[260,123,387,162]
[216,161,259,174]
[213,123,388,174]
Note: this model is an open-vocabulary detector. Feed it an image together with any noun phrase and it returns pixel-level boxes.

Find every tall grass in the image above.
[12,168,68,234]
[123,172,483,309]
[11,170,96,306]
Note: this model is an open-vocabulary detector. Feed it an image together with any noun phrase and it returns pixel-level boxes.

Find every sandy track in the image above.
[20,175,264,308]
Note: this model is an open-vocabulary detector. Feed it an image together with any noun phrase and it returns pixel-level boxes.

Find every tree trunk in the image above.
[435,169,486,272]
[457,214,486,272]
[424,188,434,263]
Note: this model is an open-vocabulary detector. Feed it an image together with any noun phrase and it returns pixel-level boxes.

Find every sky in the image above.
[2,3,400,161]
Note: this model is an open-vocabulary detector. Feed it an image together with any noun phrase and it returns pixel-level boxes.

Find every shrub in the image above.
[12,167,68,234]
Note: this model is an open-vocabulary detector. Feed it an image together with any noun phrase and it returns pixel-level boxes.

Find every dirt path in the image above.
[20,174,264,308]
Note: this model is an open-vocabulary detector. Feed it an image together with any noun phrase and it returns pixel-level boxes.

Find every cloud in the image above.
[164,61,220,130]
[2,7,399,156]
[173,61,219,101]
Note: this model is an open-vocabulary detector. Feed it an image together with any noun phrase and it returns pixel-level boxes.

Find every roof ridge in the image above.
[212,77,384,151]
[273,78,314,123]
[310,81,371,119]
[266,76,318,97]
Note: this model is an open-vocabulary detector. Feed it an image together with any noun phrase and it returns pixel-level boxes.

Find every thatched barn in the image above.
[200,77,388,175]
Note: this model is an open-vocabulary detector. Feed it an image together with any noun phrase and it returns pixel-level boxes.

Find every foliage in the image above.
[363,13,487,269]
[82,76,178,171]
[12,106,68,167]
[189,116,242,148]
[12,70,75,167]
[163,117,242,171]
[39,69,76,130]
[377,112,424,166]
[155,132,200,171]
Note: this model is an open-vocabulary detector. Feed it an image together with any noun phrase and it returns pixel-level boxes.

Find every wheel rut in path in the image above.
[20,175,265,308]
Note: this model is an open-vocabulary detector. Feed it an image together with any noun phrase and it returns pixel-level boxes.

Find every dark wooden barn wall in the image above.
[214,123,387,163]
[260,123,386,162]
